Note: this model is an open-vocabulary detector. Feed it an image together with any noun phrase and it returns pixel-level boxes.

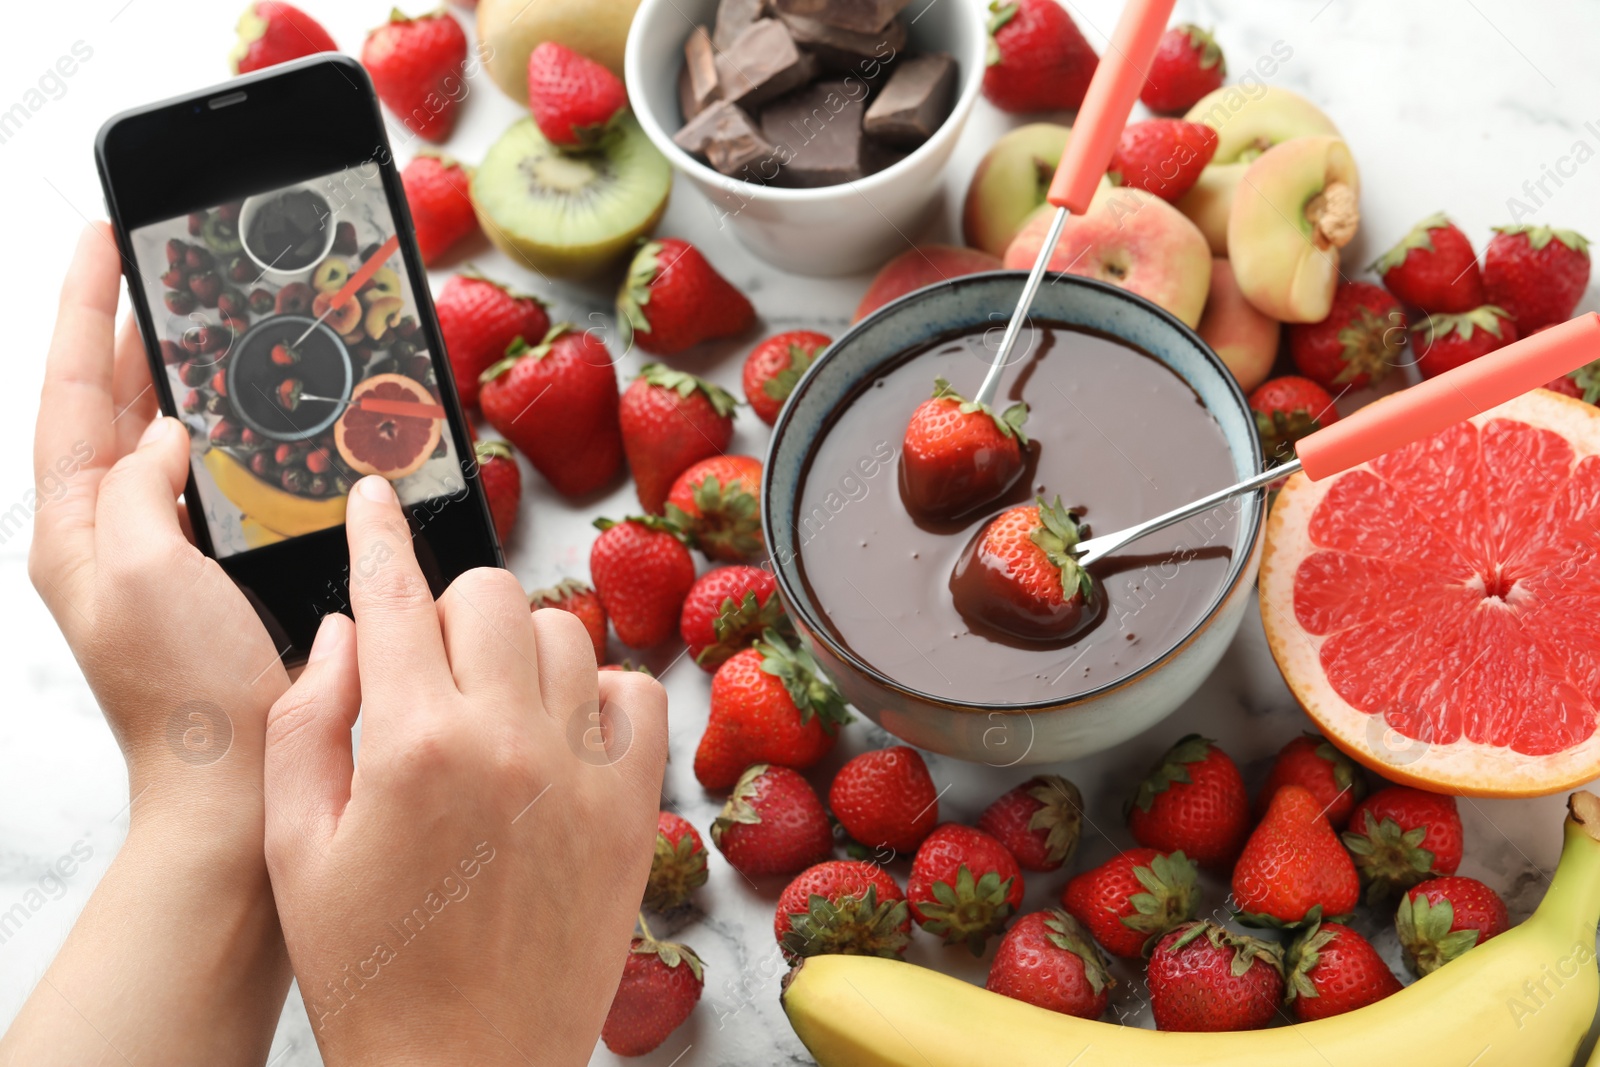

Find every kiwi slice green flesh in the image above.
[472,114,671,277]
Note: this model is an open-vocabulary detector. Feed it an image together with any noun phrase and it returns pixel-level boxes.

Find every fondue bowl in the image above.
[762,272,1265,765]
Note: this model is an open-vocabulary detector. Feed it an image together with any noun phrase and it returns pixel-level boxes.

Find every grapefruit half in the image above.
[333,373,442,480]
[1261,389,1600,797]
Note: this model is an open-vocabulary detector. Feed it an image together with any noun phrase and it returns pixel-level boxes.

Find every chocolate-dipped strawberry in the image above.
[949,496,1097,643]
[899,377,1029,521]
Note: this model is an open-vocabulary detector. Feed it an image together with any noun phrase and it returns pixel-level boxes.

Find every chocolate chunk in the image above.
[714,0,768,50]
[680,26,720,121]
[761,80,868,187]
[773,0,911,34]
[673,99,778,180]
[716,20,817,110]
[777,11,906,73]
[863,52,956,148]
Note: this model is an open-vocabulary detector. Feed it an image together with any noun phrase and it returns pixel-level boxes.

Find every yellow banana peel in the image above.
[202,449,346,539]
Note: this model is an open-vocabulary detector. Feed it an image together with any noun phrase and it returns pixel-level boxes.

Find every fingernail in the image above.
[356,475,395,502]
[307,613,347,663]
[138,417,172,448]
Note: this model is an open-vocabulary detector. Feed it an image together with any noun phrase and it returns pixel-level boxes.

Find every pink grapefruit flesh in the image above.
[333,373,443,480]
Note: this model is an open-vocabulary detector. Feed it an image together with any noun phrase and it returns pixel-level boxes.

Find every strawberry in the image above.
[528,578,607,663]
[665,454,764,563]
[1410,305,1517,379]
[1483,224,1592,333]
[1342,785,1464,902]
[434,270,549,407]
[400,153,477,266]
[900,377,1029,520]
[1396,875,1508,976]
[829,746,939,857]
[1254,732,1367,830]
[1547,359,1600,404]
[229,2,337,75]
[479,324,624,499]
[1288,282,1406,389]
[775,860,911,960]
[617,238,756,356]
[1232,785,1360,927]
[1370,212,1485,313]
[1284,920,1400,1021]
[982,0,1098,114]
[711,763,833,877]
[526,41,628,147]
[950,496,1095,642]
[589,516,696,649]
[743,330,830,426]
[619,365,737,514]
[1059,848,1197,958]
[1139,24,1225,114]
[361,8,468,143]
[645,811,708,912]
[1248,376,1341,465]
[678,564,786,670]
[976,774,1083,872]
[599,661,652,674]
[1126,734,1250,871]
[986,910,1113,1020]
[600,918,703,1057]
[472,439,520,543]
[907,823,1024,954]
[694,630,850,790]
[1147,921,1284,1033]
[1107,119,1218,204]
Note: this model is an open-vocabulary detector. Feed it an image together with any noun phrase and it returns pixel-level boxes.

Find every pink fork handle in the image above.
[1297,312,1600,480]
[1046,0,1177,214]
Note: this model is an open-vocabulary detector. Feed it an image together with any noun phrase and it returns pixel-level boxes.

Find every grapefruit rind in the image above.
[1261,389,1600,797]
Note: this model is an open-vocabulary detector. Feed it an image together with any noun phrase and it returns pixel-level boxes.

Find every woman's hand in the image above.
[264,475,668,1067]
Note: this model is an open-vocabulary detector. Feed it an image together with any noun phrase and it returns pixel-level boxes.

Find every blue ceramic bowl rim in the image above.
[761,269,1266,713]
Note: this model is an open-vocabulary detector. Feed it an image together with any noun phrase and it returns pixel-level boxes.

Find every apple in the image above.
[1197,258,1278,392]
[854,244,1003,322]
[363,295,406,342]
[312,291,362,337]
[962,123,1071,258]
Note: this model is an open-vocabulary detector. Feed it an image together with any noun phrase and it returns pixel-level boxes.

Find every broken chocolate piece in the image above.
[673,99,778,180]
[863,51,956,148]
[773,0,911,34]
[761,80,868,187]
[777,11,907,73]
[714,0,768,50]
[717,20,817,110]
[680,26,720,121]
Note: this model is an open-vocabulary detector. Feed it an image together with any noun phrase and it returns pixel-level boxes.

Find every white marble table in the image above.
[2,1,1599,1064]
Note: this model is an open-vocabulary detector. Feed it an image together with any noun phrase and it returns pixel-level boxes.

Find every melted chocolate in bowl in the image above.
[794,322,1240,706]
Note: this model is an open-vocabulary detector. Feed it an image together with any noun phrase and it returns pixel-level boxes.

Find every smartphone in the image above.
[96,54,501,664]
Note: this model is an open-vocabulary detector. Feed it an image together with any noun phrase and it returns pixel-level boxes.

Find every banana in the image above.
[783,792,1600,1067]
[202,449,346,538]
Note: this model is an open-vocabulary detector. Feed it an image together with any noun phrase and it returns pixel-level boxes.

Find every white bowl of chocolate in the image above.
[625,0,985,276]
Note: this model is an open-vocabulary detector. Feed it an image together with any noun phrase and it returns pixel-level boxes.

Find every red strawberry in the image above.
[678,564,785,670]
[982,0,1098,114]
[907,824,1024,954]
[711,764,833,876]
[1147,921,1285,1033]
[1248,376,1341,465]
[528,578,607,663]
[694,630,850,790]
[1410,305,1517,379]
[1370,213,1485,313]
[1483,224,1592,333]
[435,271,549,408]
[1107,119,1218,204]
[986,910,1113,1020]
[1288,282,1407,390]
[472,439,520,543]
[645,811,708,912]
[479,324,623,499]
[1342,786,1464,902]
[901,377,1029,520]
[665,455,764,563]
[1255,733,1367,830]
[1547,359,1600,404]
[1232,785,1360,927]
[1284,920,1401,1021]
[618,238,756,356]
[976,775,1083,872]
[400,153,477,266]
[1059,848,1197,958]
[1140,25,1226,114]
[829,746,939,857]
[743,330,830,425]
[230,2,337,75]
[589,516,696,649]
[526,42,628,147]
[775,860,911,960]
[950,496,1095,642]
[361,8,468,143]
[600,919,703,1057]
[1126,734,1250,871]
[599,661,652,674]
[619,365,737,514]
[1396,876,1508,976]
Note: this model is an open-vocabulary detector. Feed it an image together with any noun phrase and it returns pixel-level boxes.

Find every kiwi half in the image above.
[472,114,671,277]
